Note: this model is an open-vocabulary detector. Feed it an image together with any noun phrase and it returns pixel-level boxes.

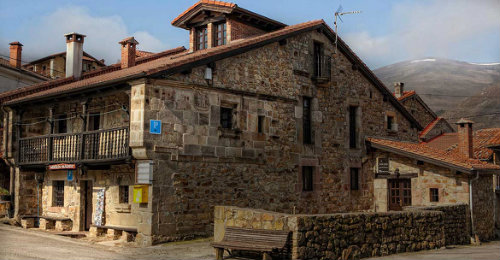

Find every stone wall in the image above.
[404,204,470,245]
[214,206,454,260]
[228,18,266,41]
[471,174,495,240]
[400,96,435,129]
[294,211,445,260]
[14,169,40,217]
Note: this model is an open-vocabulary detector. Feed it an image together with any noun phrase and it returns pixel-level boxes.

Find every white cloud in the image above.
[342,0,500,68]
[3,6,169,65]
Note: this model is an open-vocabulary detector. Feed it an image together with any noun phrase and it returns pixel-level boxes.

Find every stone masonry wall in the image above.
[228,18,266,42]
[404,204,470,245]
[401,96,435,129]
[472,174,495,240]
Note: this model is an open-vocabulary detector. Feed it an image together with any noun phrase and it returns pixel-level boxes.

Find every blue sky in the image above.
[0,0,498,68]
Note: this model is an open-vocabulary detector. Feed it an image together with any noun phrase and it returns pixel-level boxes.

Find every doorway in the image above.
[388,179,411,211]
[81,180,93,230]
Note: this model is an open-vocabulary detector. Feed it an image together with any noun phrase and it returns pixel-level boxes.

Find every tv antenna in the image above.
[334,5,361,53]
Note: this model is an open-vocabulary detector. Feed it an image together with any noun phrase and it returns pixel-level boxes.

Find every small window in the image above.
[387,115,395,130]
[119,185,129,204]
[302,166,313,191]
[214,22,227,47]
[52,181,65,207]
[56,114,68,133]
[303,97,312,144]
[258,115,265,133]
[313,42,324,77]
[350,168,359,190]
[220,107,233,129]
[349,106,358,148]
[196,26,208,50]
[430,188,439,202]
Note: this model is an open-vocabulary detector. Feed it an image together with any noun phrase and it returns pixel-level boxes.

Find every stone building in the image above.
[392,82,454,142]
[0,0,497,246]
[368,119,500,240]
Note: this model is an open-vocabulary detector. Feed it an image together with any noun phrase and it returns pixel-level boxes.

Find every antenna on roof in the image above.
[334,5,361,54]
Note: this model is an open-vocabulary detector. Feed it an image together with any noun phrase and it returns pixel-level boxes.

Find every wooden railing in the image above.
[18,127,130,165]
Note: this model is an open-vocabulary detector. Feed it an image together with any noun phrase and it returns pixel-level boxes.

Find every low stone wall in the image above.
[404,204,470,245]
[215,206,451,260]
[0,201,10,217]
[294,211,445,260]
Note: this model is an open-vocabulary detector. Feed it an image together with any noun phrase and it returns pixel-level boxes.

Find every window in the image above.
[349,106,358,148]
[220,107,233,129]
[303,97,312,144]
[53,181,65,207]
[214,22,227,47]
[387,115,395,130]
[56,114,68,133]
[430,188,439,202]
[313,42,323,77]
[119,185,129,204]
[196,26,208,50]
[302,166,313,191]
[88,113,100,131]
[258,115,265,133]
[350,168,359,190]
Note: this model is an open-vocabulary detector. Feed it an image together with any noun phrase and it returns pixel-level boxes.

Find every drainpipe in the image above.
[469,170,479,240]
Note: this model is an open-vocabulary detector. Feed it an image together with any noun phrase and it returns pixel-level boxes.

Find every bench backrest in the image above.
[222,227,290,248]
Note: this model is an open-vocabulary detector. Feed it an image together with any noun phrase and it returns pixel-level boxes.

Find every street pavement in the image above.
[0,223,499,260]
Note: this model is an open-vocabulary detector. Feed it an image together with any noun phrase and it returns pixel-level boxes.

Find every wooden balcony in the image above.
[18,127,130,166]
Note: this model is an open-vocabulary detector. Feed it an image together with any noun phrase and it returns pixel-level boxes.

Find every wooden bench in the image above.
[211,227,290,260]
[90,225,138,241]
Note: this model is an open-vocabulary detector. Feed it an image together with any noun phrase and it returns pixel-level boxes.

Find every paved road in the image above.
[1,223,499,260]
[365,241,500,260]
[0,224,214,260]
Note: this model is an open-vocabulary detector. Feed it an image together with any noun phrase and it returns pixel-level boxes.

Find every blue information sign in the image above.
[67,170,74,181]
[150,120,162,134]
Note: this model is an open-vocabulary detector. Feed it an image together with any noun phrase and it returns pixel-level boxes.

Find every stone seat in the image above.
[39,216,72,232]
[20,215,38,229]
[89,225,137,242]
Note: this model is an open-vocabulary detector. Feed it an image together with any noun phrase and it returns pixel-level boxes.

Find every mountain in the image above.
[373,58,500,129]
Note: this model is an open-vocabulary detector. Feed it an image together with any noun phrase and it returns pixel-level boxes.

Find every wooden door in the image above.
[388,179,411,211]
[82,181,93,230]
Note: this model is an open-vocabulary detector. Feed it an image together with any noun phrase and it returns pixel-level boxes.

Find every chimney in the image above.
[394,82,405,98]
[119,37,139,69]
[9,42,23,68]
[64,32,85,79]
[455,118,474,158]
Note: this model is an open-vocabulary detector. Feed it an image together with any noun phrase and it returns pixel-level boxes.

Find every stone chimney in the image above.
[119,37,139,69]
[455,118,474,158]
[394,82,404,98]
[9,42,23,68]
[64,32,85,79]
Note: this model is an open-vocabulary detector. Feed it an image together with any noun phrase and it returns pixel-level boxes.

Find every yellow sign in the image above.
[133,185,148,203]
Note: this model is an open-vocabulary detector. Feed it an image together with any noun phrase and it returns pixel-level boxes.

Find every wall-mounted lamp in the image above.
[204,63,215,86]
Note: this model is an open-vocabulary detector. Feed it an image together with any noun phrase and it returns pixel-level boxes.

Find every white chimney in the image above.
[394,82,405,98]
[64,32,85,79]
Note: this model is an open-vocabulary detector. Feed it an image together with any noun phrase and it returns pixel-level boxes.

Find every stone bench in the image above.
[89,225,137,242]
[20,215,38,229]
[39,216,72,232]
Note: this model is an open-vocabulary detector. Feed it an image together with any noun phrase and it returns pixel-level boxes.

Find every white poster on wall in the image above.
[136,161,153,184]
[93,188,105,226]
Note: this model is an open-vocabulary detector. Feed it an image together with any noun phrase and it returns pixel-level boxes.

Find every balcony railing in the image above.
[18,127,130,165]
[313,55,331,83]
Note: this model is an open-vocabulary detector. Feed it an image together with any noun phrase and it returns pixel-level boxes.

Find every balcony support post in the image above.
[48,107,54,162]
[79,102,88,161]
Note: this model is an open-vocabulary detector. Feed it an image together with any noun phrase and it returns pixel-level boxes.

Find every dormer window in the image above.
[214,22,227,47]
[196,26,208,50]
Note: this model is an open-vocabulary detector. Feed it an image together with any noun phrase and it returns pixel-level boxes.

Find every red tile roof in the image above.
[368,137,500,171]
[396,90,416,101]
[426,128,500,160]
[22,51,106,67]
[135,50,155,58]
